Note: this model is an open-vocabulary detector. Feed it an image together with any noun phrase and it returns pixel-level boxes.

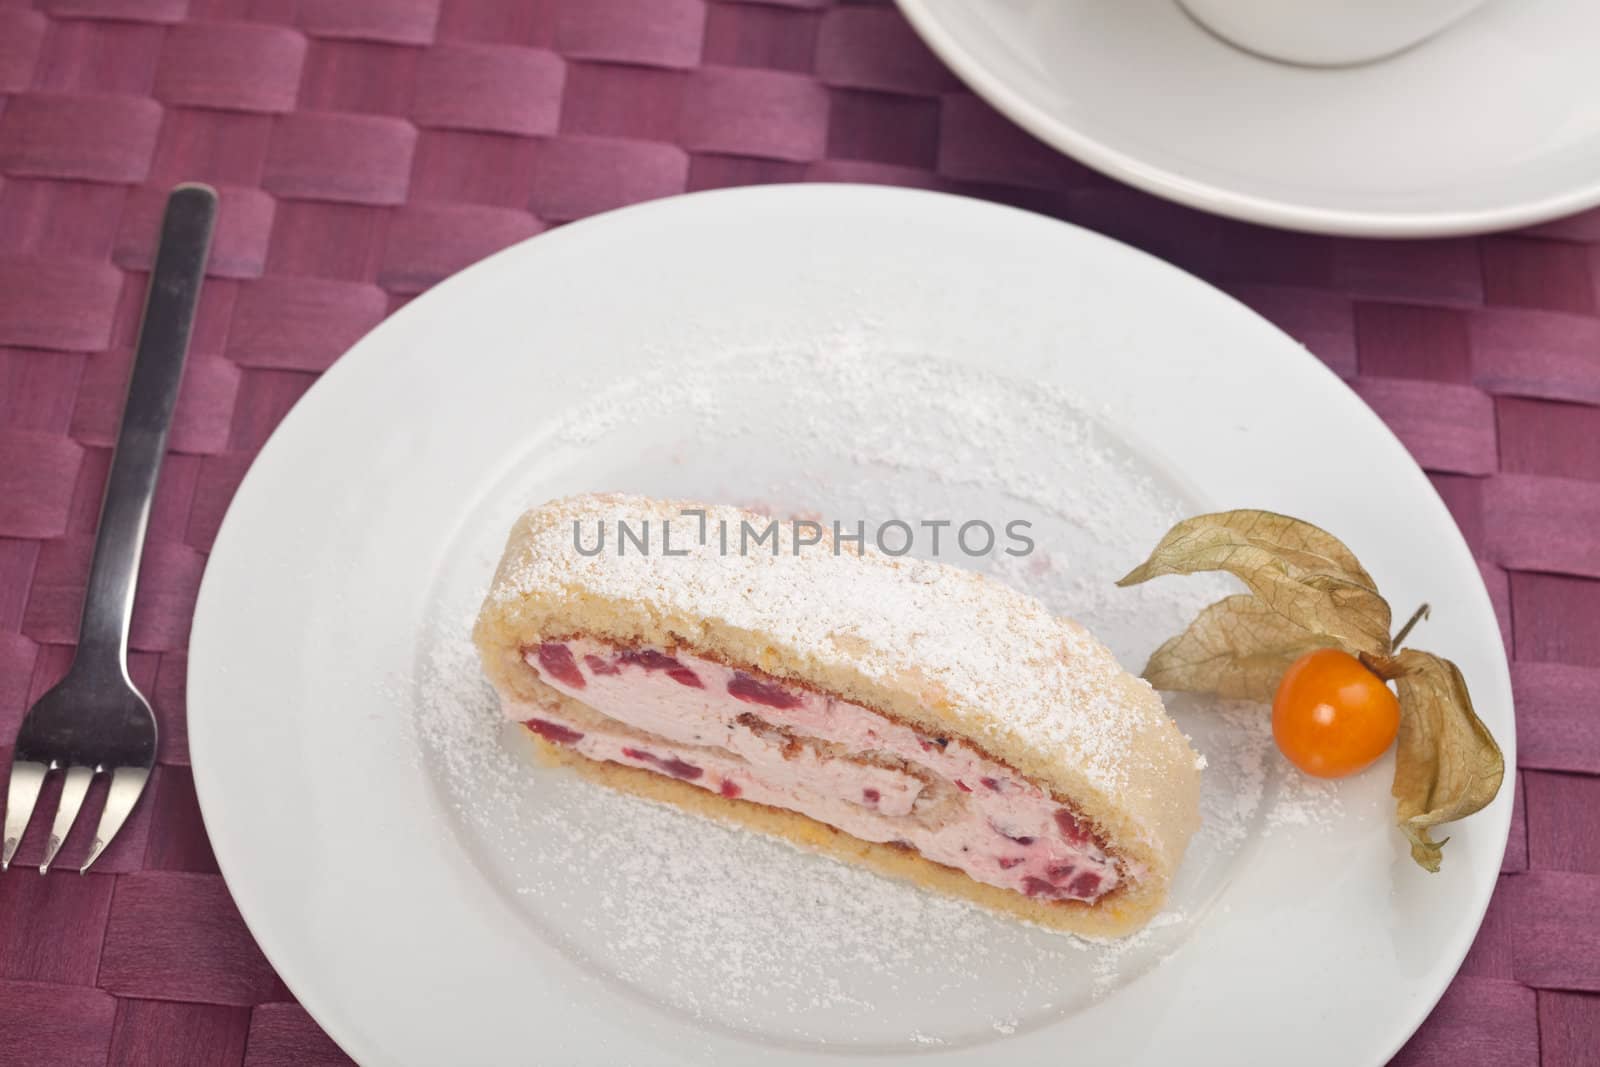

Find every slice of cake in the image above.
[473,494,1202,937]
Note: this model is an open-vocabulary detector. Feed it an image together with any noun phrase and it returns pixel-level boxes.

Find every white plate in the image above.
[189,185,1514,1065]
[896,0,1600,236]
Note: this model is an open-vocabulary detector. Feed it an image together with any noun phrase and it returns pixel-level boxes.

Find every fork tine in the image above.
[39,765,95,875]
[80,766,150,874]
[3,761,50,872]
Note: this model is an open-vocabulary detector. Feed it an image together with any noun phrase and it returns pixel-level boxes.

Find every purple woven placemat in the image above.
[1,1,1596,1064]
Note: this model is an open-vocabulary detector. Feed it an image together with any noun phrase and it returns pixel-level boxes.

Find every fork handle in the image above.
[75,185,217,667]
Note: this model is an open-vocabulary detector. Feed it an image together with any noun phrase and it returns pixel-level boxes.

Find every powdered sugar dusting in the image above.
[413,343,1343,1048]
[417,602,1331,1047]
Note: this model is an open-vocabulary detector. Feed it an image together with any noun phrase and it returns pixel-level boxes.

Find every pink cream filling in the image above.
[516,638,1121,904]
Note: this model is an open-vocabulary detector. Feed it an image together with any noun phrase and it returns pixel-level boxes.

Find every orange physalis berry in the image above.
[1272,648,1401,779]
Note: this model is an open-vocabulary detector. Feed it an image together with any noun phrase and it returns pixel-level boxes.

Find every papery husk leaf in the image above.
[1389,649,1506,872]
[1122,509,1378,590]
[1143,595,1342,701]
[1118,510,1392,654]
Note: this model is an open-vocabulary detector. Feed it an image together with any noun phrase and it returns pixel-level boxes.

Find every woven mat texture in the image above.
[1,1,1597,1064]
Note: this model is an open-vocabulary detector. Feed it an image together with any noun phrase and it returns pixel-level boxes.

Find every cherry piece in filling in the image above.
[719,779,742,798]
[727,671,803,709]
[1055,808,1092,846]
[525,718,584,745]
[981,777,1003,792]
[617,648,704,688]
[862,788,880,806]
[1066,870,1103,899]
[584,654,620,675]
[998,857,1024,870]
[954,779,973,793]
[621,746,704,781]
[1026,866,1102,901]
[537,643,585,689]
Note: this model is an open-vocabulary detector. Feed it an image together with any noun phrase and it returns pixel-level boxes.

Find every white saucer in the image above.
[897,0,1600,236]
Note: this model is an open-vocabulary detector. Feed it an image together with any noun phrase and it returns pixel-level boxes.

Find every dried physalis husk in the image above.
[1140,594,1340,702]
[1120,509,1505,871]
[1365,650,1506,872]
[1117,510,1392,654]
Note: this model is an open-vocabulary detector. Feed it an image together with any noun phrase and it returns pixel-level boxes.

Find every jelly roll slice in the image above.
[473,494,1202,937]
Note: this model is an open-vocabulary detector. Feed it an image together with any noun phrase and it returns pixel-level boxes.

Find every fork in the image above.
[3,185,217,874]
